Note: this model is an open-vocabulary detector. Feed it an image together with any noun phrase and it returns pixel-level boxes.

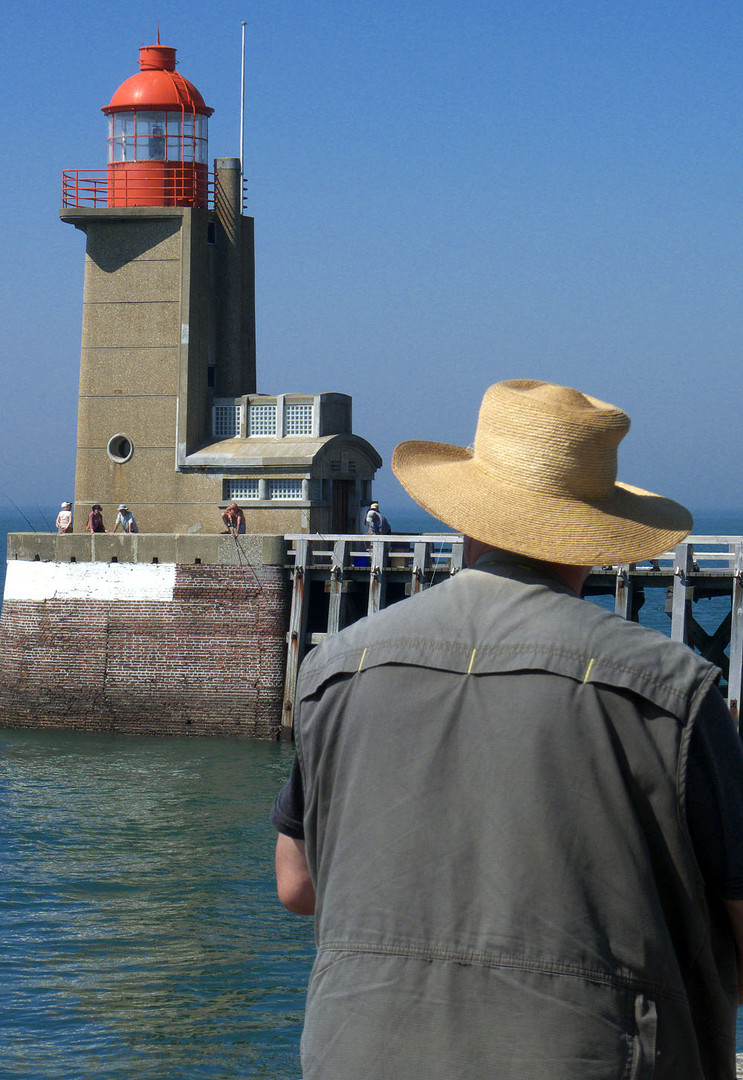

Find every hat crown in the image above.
[474,380,630,502]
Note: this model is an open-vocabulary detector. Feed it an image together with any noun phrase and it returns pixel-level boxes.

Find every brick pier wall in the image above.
[0,534,291,739]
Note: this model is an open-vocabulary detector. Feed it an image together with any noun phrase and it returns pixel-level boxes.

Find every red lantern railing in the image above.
[62,171,249,211]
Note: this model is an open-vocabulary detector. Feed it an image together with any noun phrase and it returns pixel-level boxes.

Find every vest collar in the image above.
[472,549,581,596]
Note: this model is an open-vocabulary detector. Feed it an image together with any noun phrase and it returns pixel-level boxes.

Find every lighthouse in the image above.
[61,38,380,536]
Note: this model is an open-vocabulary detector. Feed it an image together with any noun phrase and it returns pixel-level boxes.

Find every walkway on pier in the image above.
[281,533,743,736]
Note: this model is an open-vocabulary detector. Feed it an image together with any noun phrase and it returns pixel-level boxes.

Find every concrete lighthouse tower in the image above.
[62,38,257,533]
[61,36,380,537]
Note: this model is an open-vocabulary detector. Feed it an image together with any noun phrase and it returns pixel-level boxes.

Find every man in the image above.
[364,500,391,535]
[112,504,138,533]
[221,501,246,535]
[273,380,743,1078]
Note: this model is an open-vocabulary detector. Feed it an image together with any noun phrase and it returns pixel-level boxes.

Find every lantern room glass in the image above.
[108,112,208,164]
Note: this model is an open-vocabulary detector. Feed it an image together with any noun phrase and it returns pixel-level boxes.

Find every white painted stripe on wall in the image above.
[3,561,177,603]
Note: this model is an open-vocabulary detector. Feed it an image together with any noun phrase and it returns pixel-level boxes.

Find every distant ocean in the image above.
[1,503,742,1076]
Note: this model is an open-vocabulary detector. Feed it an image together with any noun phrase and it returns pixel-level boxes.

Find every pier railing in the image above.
[281,534,743,734]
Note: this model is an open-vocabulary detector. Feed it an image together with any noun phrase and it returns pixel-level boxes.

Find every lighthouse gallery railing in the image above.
[62,170,248,211]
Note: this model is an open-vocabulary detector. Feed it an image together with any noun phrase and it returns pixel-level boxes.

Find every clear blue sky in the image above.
[2,0,742,518]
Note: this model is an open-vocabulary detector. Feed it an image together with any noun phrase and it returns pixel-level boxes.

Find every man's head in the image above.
[392,379,692,566]
[370,502,379,511]
[118,504,127,512]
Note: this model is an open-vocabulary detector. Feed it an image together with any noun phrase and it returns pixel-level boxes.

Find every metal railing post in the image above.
[728,543,743,730]
[671,543,693,643]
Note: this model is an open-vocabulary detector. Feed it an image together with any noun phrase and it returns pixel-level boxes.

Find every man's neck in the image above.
[463,538,591,596]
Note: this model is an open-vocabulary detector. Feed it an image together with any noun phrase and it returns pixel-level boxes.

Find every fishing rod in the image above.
[1,490,37,532]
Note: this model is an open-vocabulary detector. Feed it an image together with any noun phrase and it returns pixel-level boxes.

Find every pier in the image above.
[3,530,743,740]
[280,533,743,737]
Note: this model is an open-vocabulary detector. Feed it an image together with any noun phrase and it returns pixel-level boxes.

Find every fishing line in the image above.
[231,531,263,593]
[1,490,37,532]
[37,504,54,532]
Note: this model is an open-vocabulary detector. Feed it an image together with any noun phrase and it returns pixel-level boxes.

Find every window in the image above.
[108,110,208,165]
[270,479,302,500]
[212,405,242,438]
[226,479,259,500]
[284,402,313,436]
[248,403,277,436]
[107,433,133,463]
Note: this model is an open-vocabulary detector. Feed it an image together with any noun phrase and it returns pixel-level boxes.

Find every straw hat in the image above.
[391,379,692,565]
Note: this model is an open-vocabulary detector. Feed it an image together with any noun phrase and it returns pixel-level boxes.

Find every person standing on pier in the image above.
[364,500,391,534]
[86,504,106,533]
[113,504,138,534]
[55,501,73,533]
[273,379,743,1080]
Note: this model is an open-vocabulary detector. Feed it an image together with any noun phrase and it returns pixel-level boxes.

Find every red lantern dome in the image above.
[102,38,213,208]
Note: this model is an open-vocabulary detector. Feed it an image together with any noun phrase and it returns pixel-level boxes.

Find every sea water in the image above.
[0,730,312,1079]
[1,506,742,1074]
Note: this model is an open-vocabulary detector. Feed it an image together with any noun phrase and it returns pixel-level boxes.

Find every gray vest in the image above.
[295,558,738,1079]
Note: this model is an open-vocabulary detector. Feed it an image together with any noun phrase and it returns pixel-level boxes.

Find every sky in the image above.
[2,0,743,520]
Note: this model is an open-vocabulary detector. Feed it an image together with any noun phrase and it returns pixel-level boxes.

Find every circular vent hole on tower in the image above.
[107,434,134,463]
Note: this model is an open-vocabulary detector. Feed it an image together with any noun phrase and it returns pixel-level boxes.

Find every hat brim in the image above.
[392,441,692,565]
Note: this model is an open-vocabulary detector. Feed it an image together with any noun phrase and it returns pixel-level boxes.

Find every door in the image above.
[331,480,351,533]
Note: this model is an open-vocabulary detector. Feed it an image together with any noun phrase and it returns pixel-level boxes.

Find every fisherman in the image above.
[113,504,138,534]
[221,501,246,535]
[273,379,743,1079]
[364,500,391,535]
[55,501,73,534]
[86,504,106,533]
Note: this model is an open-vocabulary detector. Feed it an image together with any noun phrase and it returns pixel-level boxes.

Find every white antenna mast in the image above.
[240,21,247,182]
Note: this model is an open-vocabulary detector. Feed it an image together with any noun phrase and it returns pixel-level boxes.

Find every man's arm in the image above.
[275,834,315,915]
[723,899,743,1003]
[685,686,743,1002]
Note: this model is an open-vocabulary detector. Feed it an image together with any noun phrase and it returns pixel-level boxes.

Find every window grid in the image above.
[284,402,313,436]
[270,479,303,500]
[248,403,277,436]
[108,111,208,165]
[213,405,242,438]
[227,479,259,500]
